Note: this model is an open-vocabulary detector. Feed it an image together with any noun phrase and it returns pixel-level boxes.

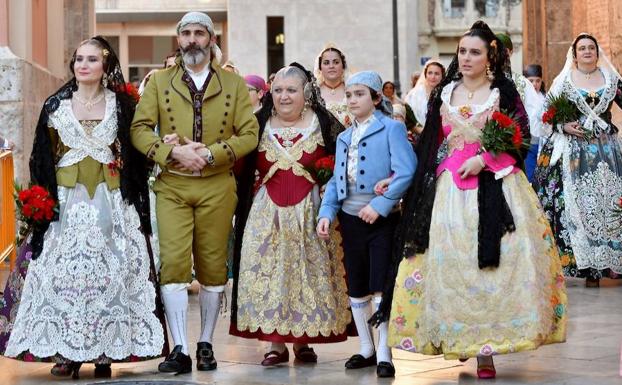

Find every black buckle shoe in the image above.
[345,353,377,369]
[94,363,112,378]
[376,361,395,377]
[158,345,192,374]
[196,342,217,371]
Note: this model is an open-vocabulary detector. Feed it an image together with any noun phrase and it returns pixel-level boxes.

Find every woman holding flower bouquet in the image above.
[371,21,567,379]
[229,63,351,365]
[533,33,622,286]
[0,37,166,378]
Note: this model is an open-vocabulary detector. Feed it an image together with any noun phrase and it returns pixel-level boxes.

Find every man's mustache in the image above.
[181,44,208,54]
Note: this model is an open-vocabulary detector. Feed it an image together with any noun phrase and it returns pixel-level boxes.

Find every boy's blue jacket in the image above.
[318,110,417,222]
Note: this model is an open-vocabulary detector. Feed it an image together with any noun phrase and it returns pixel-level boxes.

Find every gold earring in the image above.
[102,75,108,88]
[486,64,493,80]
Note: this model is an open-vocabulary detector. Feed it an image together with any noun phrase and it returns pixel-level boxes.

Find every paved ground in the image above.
[0,275,620,385]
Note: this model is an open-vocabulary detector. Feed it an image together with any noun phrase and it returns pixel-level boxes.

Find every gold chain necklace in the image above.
[324,81,344,95]
[577,66,599,80]
[74,91,105,111]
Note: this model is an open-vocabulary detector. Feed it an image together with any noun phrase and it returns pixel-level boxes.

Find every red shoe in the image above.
[261,348,289,366]
[477,363,496,379]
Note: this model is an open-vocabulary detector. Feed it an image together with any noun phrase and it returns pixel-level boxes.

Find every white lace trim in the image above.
[50,89,118,168]
[560,68,618,135]
[441,81,500,115]
[5,184,164,361]
[561,153,622,273]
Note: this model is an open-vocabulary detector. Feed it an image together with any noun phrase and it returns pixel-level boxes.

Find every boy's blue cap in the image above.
[346,71,383,93]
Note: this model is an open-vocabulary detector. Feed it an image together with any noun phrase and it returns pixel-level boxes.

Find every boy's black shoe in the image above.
[196,342,218,371]
[376,361,395,377]
[158,345,192,374]
[345,353,377,369]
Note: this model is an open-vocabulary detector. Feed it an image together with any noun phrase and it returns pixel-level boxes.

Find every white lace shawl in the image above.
[49,89,118,168]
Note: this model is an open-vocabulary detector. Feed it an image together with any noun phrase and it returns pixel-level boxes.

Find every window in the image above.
[267,16,284,78]
[127,36,178,84]
[475,0,500,17]
[443,0,465,18]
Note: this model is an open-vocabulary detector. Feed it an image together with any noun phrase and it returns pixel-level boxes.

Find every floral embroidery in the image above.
[479,344,494,356]
[458,105,473,119]
[412,269,423,282]
[400,337,414,350]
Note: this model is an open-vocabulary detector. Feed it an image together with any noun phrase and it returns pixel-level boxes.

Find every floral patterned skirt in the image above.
[1,183,166,362]
[388,172,567,359]
[232,186,351,343]
[533,134,622,279]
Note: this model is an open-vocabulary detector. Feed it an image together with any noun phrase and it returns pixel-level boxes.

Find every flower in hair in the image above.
[102,49,110,57]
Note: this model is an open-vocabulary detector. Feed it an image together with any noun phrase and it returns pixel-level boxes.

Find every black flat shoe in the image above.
[158,345,192,374]
[94,363,112,378]
[345,353,376,369]
[376,361,395,378]
[196,342,217,371]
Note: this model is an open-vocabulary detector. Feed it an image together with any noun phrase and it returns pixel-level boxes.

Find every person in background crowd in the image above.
[223,60,240,74]
[533,33,622,287]
[382,81,404,105]
[315,44,351,126]
[524,64,546,95]
[405,59,445,128]
[392,103,406,123]
[244,75,267,113]
[496,33,546,182]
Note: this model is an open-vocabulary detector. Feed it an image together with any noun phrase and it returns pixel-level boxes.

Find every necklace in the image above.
[324,81,343,95]
[461,81,486,99]
[74,91,105,111]
[577,66,599,80]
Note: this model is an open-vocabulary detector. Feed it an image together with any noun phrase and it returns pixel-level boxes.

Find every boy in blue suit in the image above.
[317,71,416,377]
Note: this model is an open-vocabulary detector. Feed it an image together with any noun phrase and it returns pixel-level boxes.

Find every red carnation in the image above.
[22,203,33,217]
[542,107,556,125]
[492,111,514,128]
[18,189,31,202]
[512,125,523,148]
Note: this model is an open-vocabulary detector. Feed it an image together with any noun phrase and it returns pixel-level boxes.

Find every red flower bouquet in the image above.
[542,94,580,130]
[116,83,140,103]
[481,111,529,155]
[14,184,58,243]
[306,155,335,186]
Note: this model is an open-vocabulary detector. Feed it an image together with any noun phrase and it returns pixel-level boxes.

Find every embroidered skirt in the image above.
[3,183,165,362]
[388,172,567,359]
[232,186,351,343]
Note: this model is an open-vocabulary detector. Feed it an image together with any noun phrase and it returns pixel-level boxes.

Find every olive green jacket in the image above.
[130,59,259,177]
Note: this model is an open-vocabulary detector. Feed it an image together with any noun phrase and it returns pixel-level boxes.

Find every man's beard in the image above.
[181,43,210,66]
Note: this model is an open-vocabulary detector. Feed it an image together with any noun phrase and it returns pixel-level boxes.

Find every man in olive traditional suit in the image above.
[131,11,259,374]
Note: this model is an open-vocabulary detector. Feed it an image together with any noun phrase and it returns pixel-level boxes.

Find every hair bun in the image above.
[288,62,313,82]
[470,20,493,33]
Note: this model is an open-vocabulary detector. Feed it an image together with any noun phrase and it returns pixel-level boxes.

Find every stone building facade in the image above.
[0,0,95,181]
